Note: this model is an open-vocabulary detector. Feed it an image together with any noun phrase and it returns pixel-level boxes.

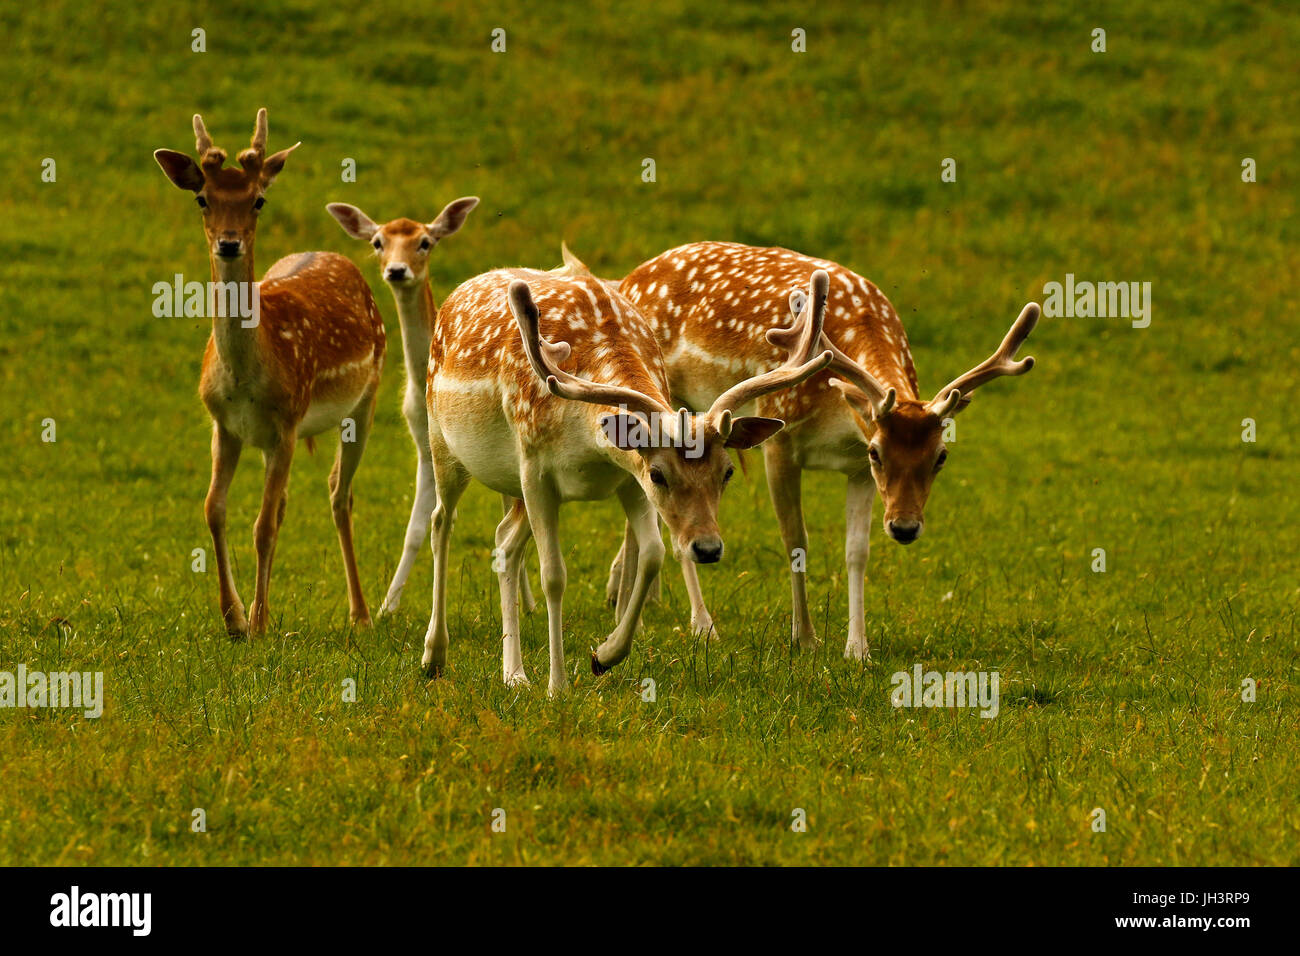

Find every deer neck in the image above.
[208,245,265,382]
[389,280,436,396]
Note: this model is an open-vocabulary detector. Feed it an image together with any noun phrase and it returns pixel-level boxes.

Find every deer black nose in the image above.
[386,265,409,281]
[217,239,242,258]
[887,519,922,544]
[691,538,723,564]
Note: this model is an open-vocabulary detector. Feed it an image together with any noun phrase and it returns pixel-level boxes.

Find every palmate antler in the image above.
[926,302,1040,415]
[776,275,897,421]
[509,280,671,423]
[706,270,834,436]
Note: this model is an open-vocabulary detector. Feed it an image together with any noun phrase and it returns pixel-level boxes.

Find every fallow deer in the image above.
[422,260,832,694]
[616,242,1039,661]
[325,200,537,617]
[154,110,386,634]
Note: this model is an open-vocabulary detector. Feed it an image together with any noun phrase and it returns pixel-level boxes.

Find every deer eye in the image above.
[723,466,735,484]
[419,237,432,251]
[195,196,208,208]
[868,446,882,465]
[935,449,948,471]
[650,467,668,488]
[253,197,266,210]
[372,237,383,250]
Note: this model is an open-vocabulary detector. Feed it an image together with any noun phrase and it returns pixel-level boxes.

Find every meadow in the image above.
[0,0,1297,864]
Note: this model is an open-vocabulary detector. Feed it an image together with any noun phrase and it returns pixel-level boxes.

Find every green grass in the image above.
[1,0,1297,865]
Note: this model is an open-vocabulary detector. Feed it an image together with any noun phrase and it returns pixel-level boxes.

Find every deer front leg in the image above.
[330,390,377,627]
[765,438,818,649]
[421,448,470,678]
[593,483,664,674]
[608,527,660,609]
[522,472,567,696]
[379,451,435,617]
[205,422,247,636]
[677,554,717,640]
[495,497,534,686]
[249,431,296,634]
[844,470,875,661]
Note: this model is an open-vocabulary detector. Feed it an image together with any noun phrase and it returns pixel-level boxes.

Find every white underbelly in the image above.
[299,390,365,439]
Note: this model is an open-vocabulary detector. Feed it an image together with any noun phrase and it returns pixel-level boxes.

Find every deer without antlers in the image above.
[616,242,1039,660]
[422,254,830,694]
[325,199,538,617]
[154,109,386,634]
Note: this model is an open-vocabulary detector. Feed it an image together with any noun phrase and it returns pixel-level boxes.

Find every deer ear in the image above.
[723,416,785,449]
[260,142,300,186]
[428,197,479,238]
[828,379,890,434]
[326,203,379,241]
[154,149,204,192]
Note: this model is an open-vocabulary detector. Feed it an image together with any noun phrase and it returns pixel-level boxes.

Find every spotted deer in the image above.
[422,258,832,694]
[325,200,538,617]
[616,242,1039,660]
[154,110,386,634]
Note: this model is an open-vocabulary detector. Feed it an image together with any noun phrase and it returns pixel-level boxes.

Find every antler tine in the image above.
[705,271,834,426]
[507,281,669,422]
[928,302,1040,409]
[193,114,213,155]
[251,108,268,154]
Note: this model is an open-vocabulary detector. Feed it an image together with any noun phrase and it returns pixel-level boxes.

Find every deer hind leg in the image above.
[844,470,876,661]
[379,449,435,617]
[206,423,247,636]
[593,483,665,675]
[503,494,538,614]
[495,498,535,686]
[421,443,470,678]
[330,390,377,627]
[765,438,819,650]
[249,431,296,634]
[521,471,568,696]
[605,537,626,607]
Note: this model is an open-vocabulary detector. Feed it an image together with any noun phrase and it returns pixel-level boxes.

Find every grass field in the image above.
[1,0,1297,865]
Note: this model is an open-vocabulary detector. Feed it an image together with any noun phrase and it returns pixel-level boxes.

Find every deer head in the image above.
[508,271,833,563]
[153,108,300,264]
[326,199,479,286]
[818,302,1040,545]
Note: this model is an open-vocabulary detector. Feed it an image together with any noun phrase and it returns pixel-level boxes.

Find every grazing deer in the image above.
[325,200,537,617]
[616,242,1038,660]
[422,259,832,694]
[154,110,386,634]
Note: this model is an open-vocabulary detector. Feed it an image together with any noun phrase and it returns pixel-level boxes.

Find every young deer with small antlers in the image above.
[617,242,1038,660]
[154,110,386,634]
[325,199,536,617]
[423,259,831,694]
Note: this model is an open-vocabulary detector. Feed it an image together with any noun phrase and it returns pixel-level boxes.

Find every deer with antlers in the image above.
[154,110,386,634]
[422,255,831,694]
[615,242,1038,660]
[324,199,538,617]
